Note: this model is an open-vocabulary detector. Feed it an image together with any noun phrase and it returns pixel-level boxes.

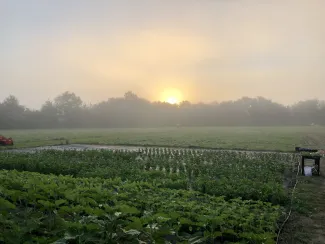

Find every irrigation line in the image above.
[276,157,301,244]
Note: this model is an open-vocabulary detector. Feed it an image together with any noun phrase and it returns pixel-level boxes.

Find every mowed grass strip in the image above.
[279,167,325,244]
[1,126,325,151]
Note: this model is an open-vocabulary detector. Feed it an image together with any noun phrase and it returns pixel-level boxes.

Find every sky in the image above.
[1,0,325,109]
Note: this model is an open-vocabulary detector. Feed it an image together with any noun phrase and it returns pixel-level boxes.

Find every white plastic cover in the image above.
[304,166,313,176]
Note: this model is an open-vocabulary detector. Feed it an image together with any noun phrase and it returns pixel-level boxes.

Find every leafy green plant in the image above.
[0,148,298,243]
[0,149,297,204]
[0,170,282,243]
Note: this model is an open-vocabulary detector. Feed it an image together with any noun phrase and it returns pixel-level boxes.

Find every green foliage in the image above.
[0,148,298,243]
[2,91,325,129]
[0,170,281,244]
[0,149,297,203]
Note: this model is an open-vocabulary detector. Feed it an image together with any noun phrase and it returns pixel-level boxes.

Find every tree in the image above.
[124,91,138,100]
[40,100,59,128]
[0,90,324,128]
[291,99,320,125]
[54,92,83,116]
[0,95,25,128]
[53,92,84,127]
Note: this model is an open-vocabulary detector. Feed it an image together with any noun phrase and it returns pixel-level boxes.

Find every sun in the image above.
[166,96,179,105]
[160,88,182,105]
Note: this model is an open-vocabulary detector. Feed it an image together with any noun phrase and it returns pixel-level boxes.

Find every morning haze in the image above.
[1,0,324,109]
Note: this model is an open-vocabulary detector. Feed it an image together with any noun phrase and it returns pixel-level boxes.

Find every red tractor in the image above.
[0,135,14,146]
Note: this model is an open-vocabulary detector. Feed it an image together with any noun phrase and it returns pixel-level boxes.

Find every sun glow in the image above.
[166,96,179,104]
[160,88,183,105]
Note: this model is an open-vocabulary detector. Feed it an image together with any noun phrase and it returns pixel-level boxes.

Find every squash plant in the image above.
[0,170,281,243]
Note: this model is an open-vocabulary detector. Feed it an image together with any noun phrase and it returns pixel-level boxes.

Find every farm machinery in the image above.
[0,135,14,146]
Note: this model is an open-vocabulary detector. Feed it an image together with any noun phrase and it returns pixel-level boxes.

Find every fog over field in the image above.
[2,2,325,242]
[1,0,325,109]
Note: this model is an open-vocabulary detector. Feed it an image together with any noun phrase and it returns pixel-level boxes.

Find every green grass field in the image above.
[1,126,325,151]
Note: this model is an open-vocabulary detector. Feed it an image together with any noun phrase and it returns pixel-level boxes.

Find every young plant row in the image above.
[0,149,297,204]
[0,169,282,244]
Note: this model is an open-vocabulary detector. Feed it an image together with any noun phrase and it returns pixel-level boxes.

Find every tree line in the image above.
[0,91,324,129]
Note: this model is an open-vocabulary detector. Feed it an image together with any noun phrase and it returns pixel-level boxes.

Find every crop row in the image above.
[0,150,298,204]
[0,169,282,244]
